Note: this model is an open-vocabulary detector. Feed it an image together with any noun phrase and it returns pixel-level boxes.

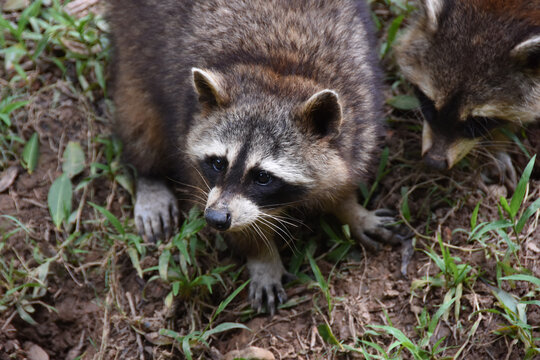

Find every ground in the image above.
[0,1,539,359]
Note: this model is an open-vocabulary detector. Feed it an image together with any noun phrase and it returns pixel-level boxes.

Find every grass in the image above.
[1,0,539,359]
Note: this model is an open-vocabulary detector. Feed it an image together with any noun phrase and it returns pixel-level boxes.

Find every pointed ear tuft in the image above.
[299,89,342,139]
[421,0,444,31]
[192,68,228,110]
[511,34,540,73]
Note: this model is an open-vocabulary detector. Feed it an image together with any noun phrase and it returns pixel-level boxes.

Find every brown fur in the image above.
[396,0,540,170]
[468,0,540,24]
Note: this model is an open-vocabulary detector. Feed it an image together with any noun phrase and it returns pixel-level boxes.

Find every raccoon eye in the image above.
[210,157,227,172]
[255,170,272,185]
[462,117,501,138]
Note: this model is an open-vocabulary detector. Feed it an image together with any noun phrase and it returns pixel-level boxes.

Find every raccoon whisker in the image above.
[192,167,211,192]
[257,216,298,254]
[172,180,209,195]
[175,197,206,207]
[260,212,299,228]
[259,199,308,210]
[257,215,293,241]
[251,222,276,259]
[175,193,208,206]
[184,163,211,192]
[250,222,271,251]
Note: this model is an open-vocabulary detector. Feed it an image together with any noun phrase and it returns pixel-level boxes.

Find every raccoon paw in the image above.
[353,208,410,251]
[134,178,179,242]
[247,259,288,316]
[480,151,517,191]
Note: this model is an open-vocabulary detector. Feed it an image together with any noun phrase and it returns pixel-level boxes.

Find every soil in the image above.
[0,2,539,360]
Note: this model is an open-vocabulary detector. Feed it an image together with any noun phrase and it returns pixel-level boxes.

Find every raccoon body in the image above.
[110,0,400,313]
[396,0,540,181]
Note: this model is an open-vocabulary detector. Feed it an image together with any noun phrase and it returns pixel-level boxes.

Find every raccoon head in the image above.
[396,0,540,169]
[186,68,344,232]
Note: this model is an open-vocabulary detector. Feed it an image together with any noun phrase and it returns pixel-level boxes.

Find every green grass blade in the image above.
[501,275,540,289]
[516,198,540,234]
[213,279,250,322]
[510,155,536,218]
[470,200,481,229]
[317,323,342,348]
[21,132,40,174]
[88,202,125,235]
[158,250,170,281]
[202,322,250,340]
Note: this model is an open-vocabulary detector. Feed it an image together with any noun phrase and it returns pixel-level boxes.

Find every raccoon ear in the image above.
[300,89,342,139]
[420,0,444,31]
[192,68,228,110]
[511,35,540,73]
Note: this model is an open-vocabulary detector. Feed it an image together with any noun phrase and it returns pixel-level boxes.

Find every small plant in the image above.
[467,156,539,276]
[0,216,81,324]
[0,95,27,169]
[483,275,540,360]
[0,0,109,94]
[159,280,250,360]
[152,208,231,307]
[412,232,476,323]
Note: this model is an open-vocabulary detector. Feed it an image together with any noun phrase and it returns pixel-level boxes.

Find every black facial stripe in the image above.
[414,86,436,123]
[224,143,250,189]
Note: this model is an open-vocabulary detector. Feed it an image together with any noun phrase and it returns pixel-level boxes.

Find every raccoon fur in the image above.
[109,0,402,313]
[396,0,540,186]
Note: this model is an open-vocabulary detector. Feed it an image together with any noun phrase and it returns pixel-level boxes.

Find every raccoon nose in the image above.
[205,208,231,231]
[424,153,447,170]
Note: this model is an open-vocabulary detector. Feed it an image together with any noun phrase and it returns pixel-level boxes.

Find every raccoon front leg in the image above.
[245,237,287,316]
[332,193,403,251]
[134,177,179,242]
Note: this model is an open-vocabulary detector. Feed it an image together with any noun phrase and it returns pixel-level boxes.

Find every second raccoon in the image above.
[109,0,402,313]
[396,0,540,185]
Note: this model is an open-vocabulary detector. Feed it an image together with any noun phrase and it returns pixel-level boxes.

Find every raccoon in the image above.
[109,0,402,313]
[395,0,540,185]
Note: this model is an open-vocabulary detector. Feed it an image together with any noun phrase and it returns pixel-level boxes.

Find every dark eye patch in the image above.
[200,156,228,187]
[414,86,437,123]
[245,168,307,208]
[461,117,502,138]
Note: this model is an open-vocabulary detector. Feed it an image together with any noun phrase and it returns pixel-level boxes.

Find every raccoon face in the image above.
[186,68,343,231]
[396,0,540,169]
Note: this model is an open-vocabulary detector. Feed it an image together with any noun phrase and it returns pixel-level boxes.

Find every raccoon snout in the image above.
[423,153,447,170]
[205,208,232,231]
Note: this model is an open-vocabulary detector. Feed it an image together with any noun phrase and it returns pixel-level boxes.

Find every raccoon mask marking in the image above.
[187,68,334,231]
[396,0,540,172]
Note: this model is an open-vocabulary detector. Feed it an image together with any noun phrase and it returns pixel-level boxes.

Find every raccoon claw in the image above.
[495,151,517,191]
[249,281,287,316]
[134,178,179,242]
[247,260,287,315]
[374,209,397,218]
[481,151,517,191]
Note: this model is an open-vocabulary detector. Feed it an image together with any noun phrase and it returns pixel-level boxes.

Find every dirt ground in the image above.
[0,1,539,360]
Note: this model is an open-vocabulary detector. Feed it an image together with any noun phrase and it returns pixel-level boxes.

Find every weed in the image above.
[1,0,109,95]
